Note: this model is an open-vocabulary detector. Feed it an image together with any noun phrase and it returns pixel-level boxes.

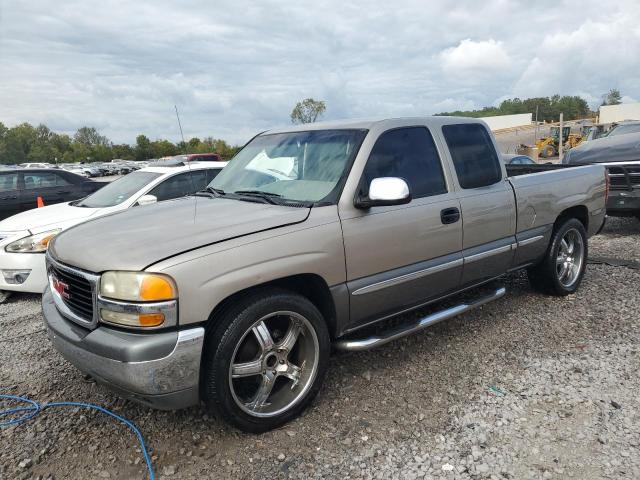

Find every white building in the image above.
[599,102,640,123]
[480,113,532,131]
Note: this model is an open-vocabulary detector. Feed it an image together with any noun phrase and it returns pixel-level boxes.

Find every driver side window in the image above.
[361,127,447,199]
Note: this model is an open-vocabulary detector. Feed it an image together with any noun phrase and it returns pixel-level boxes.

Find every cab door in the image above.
[339,126,463,332]
[440,123,517,287]
[20,171,72,209]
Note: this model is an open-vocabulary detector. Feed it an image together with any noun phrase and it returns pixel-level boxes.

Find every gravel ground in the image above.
[1,217,639,480]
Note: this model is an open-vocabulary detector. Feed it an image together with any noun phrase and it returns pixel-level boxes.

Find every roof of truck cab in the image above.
[263,116,485,135]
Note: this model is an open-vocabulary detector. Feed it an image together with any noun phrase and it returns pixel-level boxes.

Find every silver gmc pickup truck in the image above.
[42,117,607,432]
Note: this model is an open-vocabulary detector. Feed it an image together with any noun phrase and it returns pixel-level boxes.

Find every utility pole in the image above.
[558,112,564,163]
[534,105,539,144]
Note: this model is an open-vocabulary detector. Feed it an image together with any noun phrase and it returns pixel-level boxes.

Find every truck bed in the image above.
[507,162,640,218]
[505,163,606,237]
[506,163,576,177]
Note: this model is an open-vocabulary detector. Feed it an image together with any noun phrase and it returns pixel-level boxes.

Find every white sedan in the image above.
[0,161,226,301]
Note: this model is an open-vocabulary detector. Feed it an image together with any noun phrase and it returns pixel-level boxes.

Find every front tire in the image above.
[527,218,587,296]
[202,289,330,433]
[0,290,12,304]
[540,144,556,158]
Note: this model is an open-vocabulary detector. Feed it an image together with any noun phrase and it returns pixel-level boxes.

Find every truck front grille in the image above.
[50,264,94,320]
[46,254,99,328]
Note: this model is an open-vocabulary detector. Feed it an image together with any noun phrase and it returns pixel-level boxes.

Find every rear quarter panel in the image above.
[509,165,606,235]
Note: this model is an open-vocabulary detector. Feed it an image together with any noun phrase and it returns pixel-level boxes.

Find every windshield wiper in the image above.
[192,186,226,198]
[232,190,282,204]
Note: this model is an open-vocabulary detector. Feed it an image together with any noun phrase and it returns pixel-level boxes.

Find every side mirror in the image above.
[136,194,158,206]
[355,177,411,209]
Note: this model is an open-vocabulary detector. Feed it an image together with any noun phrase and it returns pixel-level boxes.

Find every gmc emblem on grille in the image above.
[52,277,70,299]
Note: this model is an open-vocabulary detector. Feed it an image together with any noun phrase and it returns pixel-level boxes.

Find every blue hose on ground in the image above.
[0,394,155,480]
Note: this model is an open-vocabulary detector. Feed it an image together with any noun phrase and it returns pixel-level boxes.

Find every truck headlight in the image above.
[98,271,178,329]
[99,271,177,302]
[5,229,61,253]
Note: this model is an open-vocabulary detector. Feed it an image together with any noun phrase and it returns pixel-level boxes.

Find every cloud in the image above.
[513,9,640,108]
[439,39,511,75]
[0,0,638,145]
[432,98,478,112]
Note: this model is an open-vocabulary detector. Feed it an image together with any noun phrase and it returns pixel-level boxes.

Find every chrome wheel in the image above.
[228,311,320,418]
[556,228,584,287]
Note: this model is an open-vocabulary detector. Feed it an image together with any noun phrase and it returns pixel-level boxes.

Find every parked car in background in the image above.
[171,153,224,162]
[19,162,54,169]
[0,169,105,220]
[502,154,535,165]
[59,165,90,178]
[564,131,640,219]
[603,120,640,138]
[0,161,226,302]
[41,117,606,432]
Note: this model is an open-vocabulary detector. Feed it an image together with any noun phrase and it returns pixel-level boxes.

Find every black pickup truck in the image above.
[563,132,640,220]
[0,168,105,220]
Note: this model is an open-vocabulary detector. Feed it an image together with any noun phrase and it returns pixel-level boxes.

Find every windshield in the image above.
[75,171,161,208]
[606,124,640,137]
[210,129,366,204]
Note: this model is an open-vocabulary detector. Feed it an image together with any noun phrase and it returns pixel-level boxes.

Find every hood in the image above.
[49,197,310,272]
[0,202,99,234]
[566,131,640,164]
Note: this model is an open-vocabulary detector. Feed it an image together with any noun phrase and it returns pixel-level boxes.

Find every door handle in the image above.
[440,207,460,224]
[1,196,17,200]
[56,190,71,194]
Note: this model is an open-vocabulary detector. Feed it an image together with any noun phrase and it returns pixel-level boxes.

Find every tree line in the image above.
[0,91,626,164]
[0,122,242,165]
[435,95,593,122]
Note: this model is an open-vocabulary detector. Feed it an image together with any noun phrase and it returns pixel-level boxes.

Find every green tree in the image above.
[134,134,153,161]
[436,95,591,122]
[112,143,135,160]
[602,89,622,106]
[187,137,202,152]
[74,126,110,146]
[0,120,241,163]
[0,123,37,164]
[151,139,179,158]
[290,98,326,124]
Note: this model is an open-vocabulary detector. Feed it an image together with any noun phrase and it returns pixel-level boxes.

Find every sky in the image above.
[1,0,639,145]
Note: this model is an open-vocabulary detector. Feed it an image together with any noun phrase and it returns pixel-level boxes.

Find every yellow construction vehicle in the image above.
[536,126,583,158]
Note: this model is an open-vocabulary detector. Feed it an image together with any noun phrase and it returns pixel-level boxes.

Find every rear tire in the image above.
[527,218,587,296]
[202,288,330,433]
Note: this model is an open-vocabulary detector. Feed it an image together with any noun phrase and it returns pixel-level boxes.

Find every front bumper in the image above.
[42,287,204,410]
[0,249,48,294]
[607,190,640,217]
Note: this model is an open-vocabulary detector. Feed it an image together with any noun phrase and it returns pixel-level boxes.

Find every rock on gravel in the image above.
[1,217,639,479]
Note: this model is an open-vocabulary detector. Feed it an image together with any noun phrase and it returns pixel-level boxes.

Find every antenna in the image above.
[174,105,197,220]
[175,105,186,152]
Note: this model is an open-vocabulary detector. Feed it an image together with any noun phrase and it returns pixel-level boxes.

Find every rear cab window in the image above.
[361,126,447,199]
[442,123,502,189]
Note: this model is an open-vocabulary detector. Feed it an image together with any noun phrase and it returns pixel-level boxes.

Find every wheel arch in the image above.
[554,205,588,232]
[204,273,340,339]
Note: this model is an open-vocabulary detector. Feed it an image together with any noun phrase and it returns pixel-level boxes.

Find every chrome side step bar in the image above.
[333,286,506,352]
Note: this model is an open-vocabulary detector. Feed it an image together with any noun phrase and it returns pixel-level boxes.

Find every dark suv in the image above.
[0,169,104,220]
